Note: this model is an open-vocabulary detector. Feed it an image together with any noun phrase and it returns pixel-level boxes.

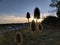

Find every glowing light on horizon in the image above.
[0,15,44,24]
[30,17,43,23]
[33,19,36,22]
[37,19,43,22]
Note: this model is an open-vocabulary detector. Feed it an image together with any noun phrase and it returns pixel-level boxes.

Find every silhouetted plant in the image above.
[56,10,60,18]
[41,16,58,29]
[56,1,60,19]
[49,0,57,7]
[56,1,60,9]
[15,32,23,45]
[49,0,60,15]
[30,20,36,45]
[49,0,60,23]
[50,0,60,17]
[39,23,42,30]
[42,16,58,24]
[34,7,41,32]
[26,12,30,23]
[49,0,60,8]
[34,7,40,19]
[31,20,36,32]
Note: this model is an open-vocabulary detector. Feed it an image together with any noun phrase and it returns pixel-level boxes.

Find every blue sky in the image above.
[0,0,52,16]
[0,0,54,24]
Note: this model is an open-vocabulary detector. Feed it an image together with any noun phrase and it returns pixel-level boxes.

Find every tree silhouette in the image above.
[56,1,60,19]
[26,12,30,23]
[56,10,60,18]
[41,16,58,26]
[50,0,58,7]
[50,0,60,18]
[49,0,60,23]
[41,16,58,29]
[34,7,40,19]
[56,1,60,9]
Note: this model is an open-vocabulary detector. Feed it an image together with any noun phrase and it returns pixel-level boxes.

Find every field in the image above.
[0,28,60,45]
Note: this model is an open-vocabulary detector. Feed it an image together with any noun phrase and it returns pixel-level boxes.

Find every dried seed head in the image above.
[34,7,40,19]
[38,23,43,32]
[39,24,42,30]
[15,32,23,45]
[31,20,36,32]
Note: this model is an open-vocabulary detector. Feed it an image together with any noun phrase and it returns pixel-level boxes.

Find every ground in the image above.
[0,28,60,45]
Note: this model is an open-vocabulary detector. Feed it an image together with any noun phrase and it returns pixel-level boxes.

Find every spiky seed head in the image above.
[31,20,36,32]
[39,24,42,30]
[26,12,30,19]
[34,7,40,19]
[15,32,23,45]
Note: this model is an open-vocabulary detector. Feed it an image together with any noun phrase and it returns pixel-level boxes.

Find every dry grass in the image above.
[0,28,60,45]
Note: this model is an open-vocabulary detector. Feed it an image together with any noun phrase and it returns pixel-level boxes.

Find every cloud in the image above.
[0,14,34,24]
[0,15,28,24]
[41,13,57,19]
[0,13,56,24]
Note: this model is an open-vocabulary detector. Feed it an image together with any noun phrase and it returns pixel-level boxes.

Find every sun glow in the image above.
[33,18,43,23]
[37,19,43,22]
[33,19,37,22]
[30,17,44,23]
[0,15,44,24]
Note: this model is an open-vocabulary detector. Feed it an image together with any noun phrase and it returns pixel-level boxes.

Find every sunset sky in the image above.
[0,0,56,24]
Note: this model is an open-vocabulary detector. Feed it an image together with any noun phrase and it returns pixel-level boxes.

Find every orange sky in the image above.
[0,13,56,24]
[0,15,44,24]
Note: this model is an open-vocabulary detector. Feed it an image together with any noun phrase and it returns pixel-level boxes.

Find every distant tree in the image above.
[34,7,40,20]
[26,12,30,23]
[50,0,60,18]
[56,10,60,18]
[50,0,58,7]
[56,1,60,19]
[56,1,60,9]
[41,16,58,25]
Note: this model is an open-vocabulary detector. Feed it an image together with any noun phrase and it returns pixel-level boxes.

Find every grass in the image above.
[0,28,60,45]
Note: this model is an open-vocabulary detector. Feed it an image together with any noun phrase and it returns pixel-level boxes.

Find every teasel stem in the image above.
[38,23,43,32]
[32,31,35,45]
[30,20,36,45]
